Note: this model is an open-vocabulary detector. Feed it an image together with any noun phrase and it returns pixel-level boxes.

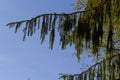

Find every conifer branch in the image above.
[7,1,106,26]
[60,54,120,79]
[6,0,120,61]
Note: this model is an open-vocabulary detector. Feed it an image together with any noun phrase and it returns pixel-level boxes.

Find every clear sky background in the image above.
[0,0,95,80]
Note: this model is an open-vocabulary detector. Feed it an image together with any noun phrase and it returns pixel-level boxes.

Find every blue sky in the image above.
[0,0,95,80]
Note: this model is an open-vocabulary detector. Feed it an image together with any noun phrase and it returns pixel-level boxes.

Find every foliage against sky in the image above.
[7,0,120,60]
[3,0,120,80]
